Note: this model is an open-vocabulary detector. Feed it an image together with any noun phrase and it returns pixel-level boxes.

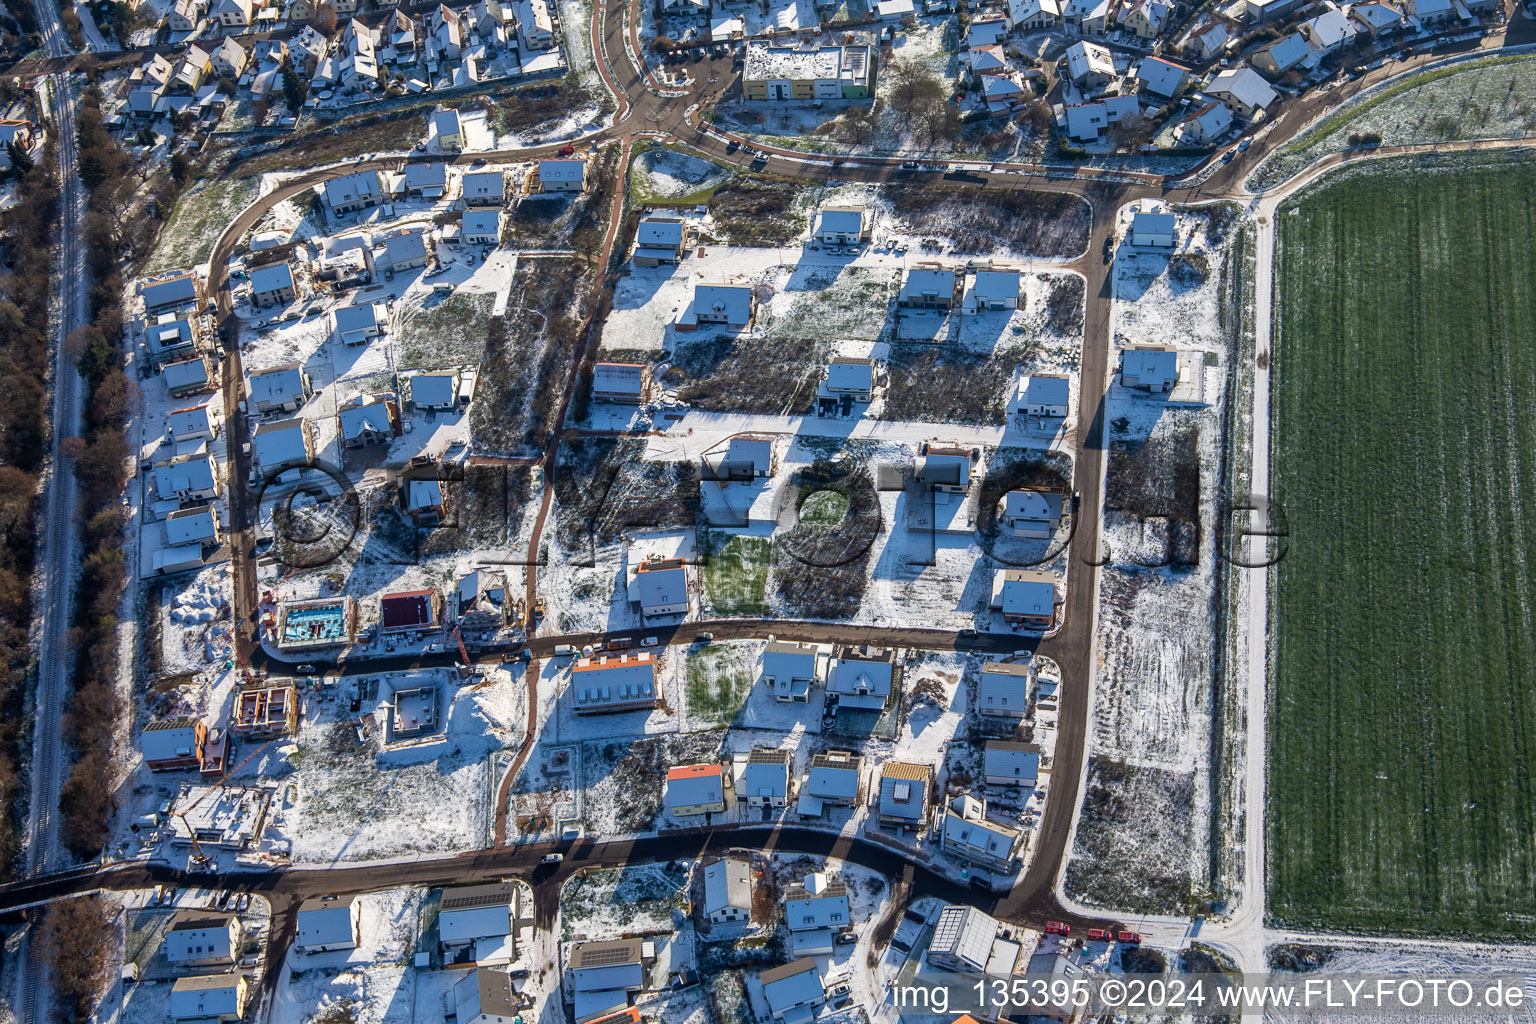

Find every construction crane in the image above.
[167,737,278,871]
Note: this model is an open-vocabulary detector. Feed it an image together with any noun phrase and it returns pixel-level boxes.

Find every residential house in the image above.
[143,273,201,315]
[515,0,554,48]
[570,939,646,1024]
[404,162,450,199]
[142,716,210,771]
[919,443,974,493]
[1251,33,1315,75]
[324,170,386,216]
[965,14,1008,45]
[454,968,519,1024]
[1063,40,1115,89]
[691,281,754,327]
[898,266,958,310]
[928,904,1006,972]
[252,417,315,471]
[462,170,507,206]
[210,36,249,79]
[410,369,462,410]
[701,856,752,925]
[569,652,658,714]
[783,873,849,955]
[337,392,401,448]
[170,976,249,1023]
[167,403,221,442]
[1348,1,1409,36]
[984,740,1040,787]
[741,748,791,809]
[815,206,869,245]
[153,453,220,503]
[1003,488,1065,538]
[941,794,1021,873]
[167,0,206,32]
[990,568,1059,628]
[1240,0,1308,22]
[796,750,861,816]
[1015,373,1071,420]
[591,362,646,403]
[164,504,221,549]
[977,659,1033,718]
[385,232,430,271]
[1187,19,1233,59]
[536,158,586,192]
[762,960,825,1022]
[291,24,330,69]
[1062,94,1140,143]
[331,302,386,345]
[634,557,688,619]
[249,262,297,307]
[432,107,463,151]
[665,763,728,816]
[162,355,214,397]
[462,209,504,245]
[1120,0,1172,37]
[1006,0,1060,30]
[1129,211,1176,247]
[212,0,252,27]
[430,3,463,58]
[827,645,895,711]
[980,74,1029,114]
[248,364,312,414]
[817,357,875,415]
[1135,56,1189,99]
[741,43,876,101]
[438,882,516,955]
[877,761,932,829]
[1406,0,1458,24]
[634,216,687,265]
[296,896,360,953]
[1204,66,1278,118]
[961,267,1020,313]
[704,436,774,480]
[165,912,243,966]
[760,639,819,702]
[1299,4,1358,54]
[964,44,1009,82]
[1121,344,1179,391]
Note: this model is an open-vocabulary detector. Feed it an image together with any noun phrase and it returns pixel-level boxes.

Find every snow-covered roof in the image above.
[828,653,893,699]
[1131,211,1177,238]
[965,15,1008,45]
[411,370,459,407]
[900,267,956,301]
[297,897,356,948]
[929,904,1000,971]
[941,800,1019,860]
[154,455,216,496]
[570,653,656,712]
[1004,488,1064,522]
[784,875,849,931]
[741,751,789,801]
[162,356,209,392]
[1064,40,1114,80]
[1019,373,1071,408]
[703,857,752,916]
[1205,66,1278,111]
[249,365,307,409]
[638,216,685,248]
[170,975,244,1021]
[984,740,1040,783]
[977,660,1032,712]
[142,716,200,762]
[1135,56,1188,97]
[143,273,199,311]
[996,569,1056,617]
[762,959,824,1018]
[1256,32,1312,72]
[817,206,865,236]
[694,282,753,323]
[802,752,860,801]
[404,161,448,191]
[461,208,501,237]
[879,762,930,821]
[592,362,644,396]
[167,404,216,439]
[635,561,687,611]
[249,261,294,295]
[1302,6,1357,48]
[462,170,505,199]
[165,505,219,546]
[824,358,874,392]
[324,169,384,207]
[253,418,309,468]
[665,763,724,810]
[439,883,514,944]
[432,107,461,136]
[408,478,445,511]
[970,268,1019,302]
[338,395,396,440]
[386,232,428,264]
[333,302,381,334]
[539,158,585,182]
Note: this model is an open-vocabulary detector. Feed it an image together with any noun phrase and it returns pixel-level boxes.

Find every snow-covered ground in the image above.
[636,149,729,199]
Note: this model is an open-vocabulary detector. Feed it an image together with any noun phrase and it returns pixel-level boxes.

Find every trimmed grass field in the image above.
[1269,162,1536,936]
[702,535,772,615]
[684,644,753,726]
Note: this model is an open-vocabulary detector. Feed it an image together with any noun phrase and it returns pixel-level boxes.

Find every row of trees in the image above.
[55,86,136,868]
[0,111,62,881]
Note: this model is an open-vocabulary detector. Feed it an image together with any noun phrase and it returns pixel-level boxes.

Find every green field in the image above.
[684,644,753,725]
[702,535,772,615]
[1269,162,1536,936]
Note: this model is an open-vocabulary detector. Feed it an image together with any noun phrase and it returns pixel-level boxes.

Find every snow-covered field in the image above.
[1064,202,1239,915]
[636,149,729,200]
[287,670,525,863]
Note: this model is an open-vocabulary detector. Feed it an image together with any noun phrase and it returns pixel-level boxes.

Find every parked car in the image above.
[694,632,714,643]
[641,636,659,647]
[541,853,563,864]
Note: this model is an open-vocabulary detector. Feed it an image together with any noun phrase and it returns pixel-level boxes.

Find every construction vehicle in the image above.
[1087,928,1114,942]
[1044,921,1072,936]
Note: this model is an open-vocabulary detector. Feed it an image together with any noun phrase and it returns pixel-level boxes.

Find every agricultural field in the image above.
[1269,161,1536,936]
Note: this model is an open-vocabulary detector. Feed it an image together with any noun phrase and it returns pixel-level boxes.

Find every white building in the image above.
[741,748,791,808]
[984,740,1040,787]
[570,652,658,714]
[702,856,752,925]
[762,959,825,1022]
[977,660,1033,718]
[296,895,360,953]
[164,912,243,966]
[782,873,849,956]
[760,640,819,702]
[826,645,894,711]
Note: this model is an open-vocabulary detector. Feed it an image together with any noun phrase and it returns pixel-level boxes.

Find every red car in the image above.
[1087,928,1114,942]
[1044,921,1072,936]
[1117,930,1142,944]
[558,143,577,156]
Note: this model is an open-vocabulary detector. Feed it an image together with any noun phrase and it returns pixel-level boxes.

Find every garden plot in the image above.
[393,292,498,371]
[286,675,525,863]
[682,642,756,729]
[700,532,773,615]
[635,149,730,201]
[143,175,260,274]
[559,864,689,940]
[1251,53,1536,190]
